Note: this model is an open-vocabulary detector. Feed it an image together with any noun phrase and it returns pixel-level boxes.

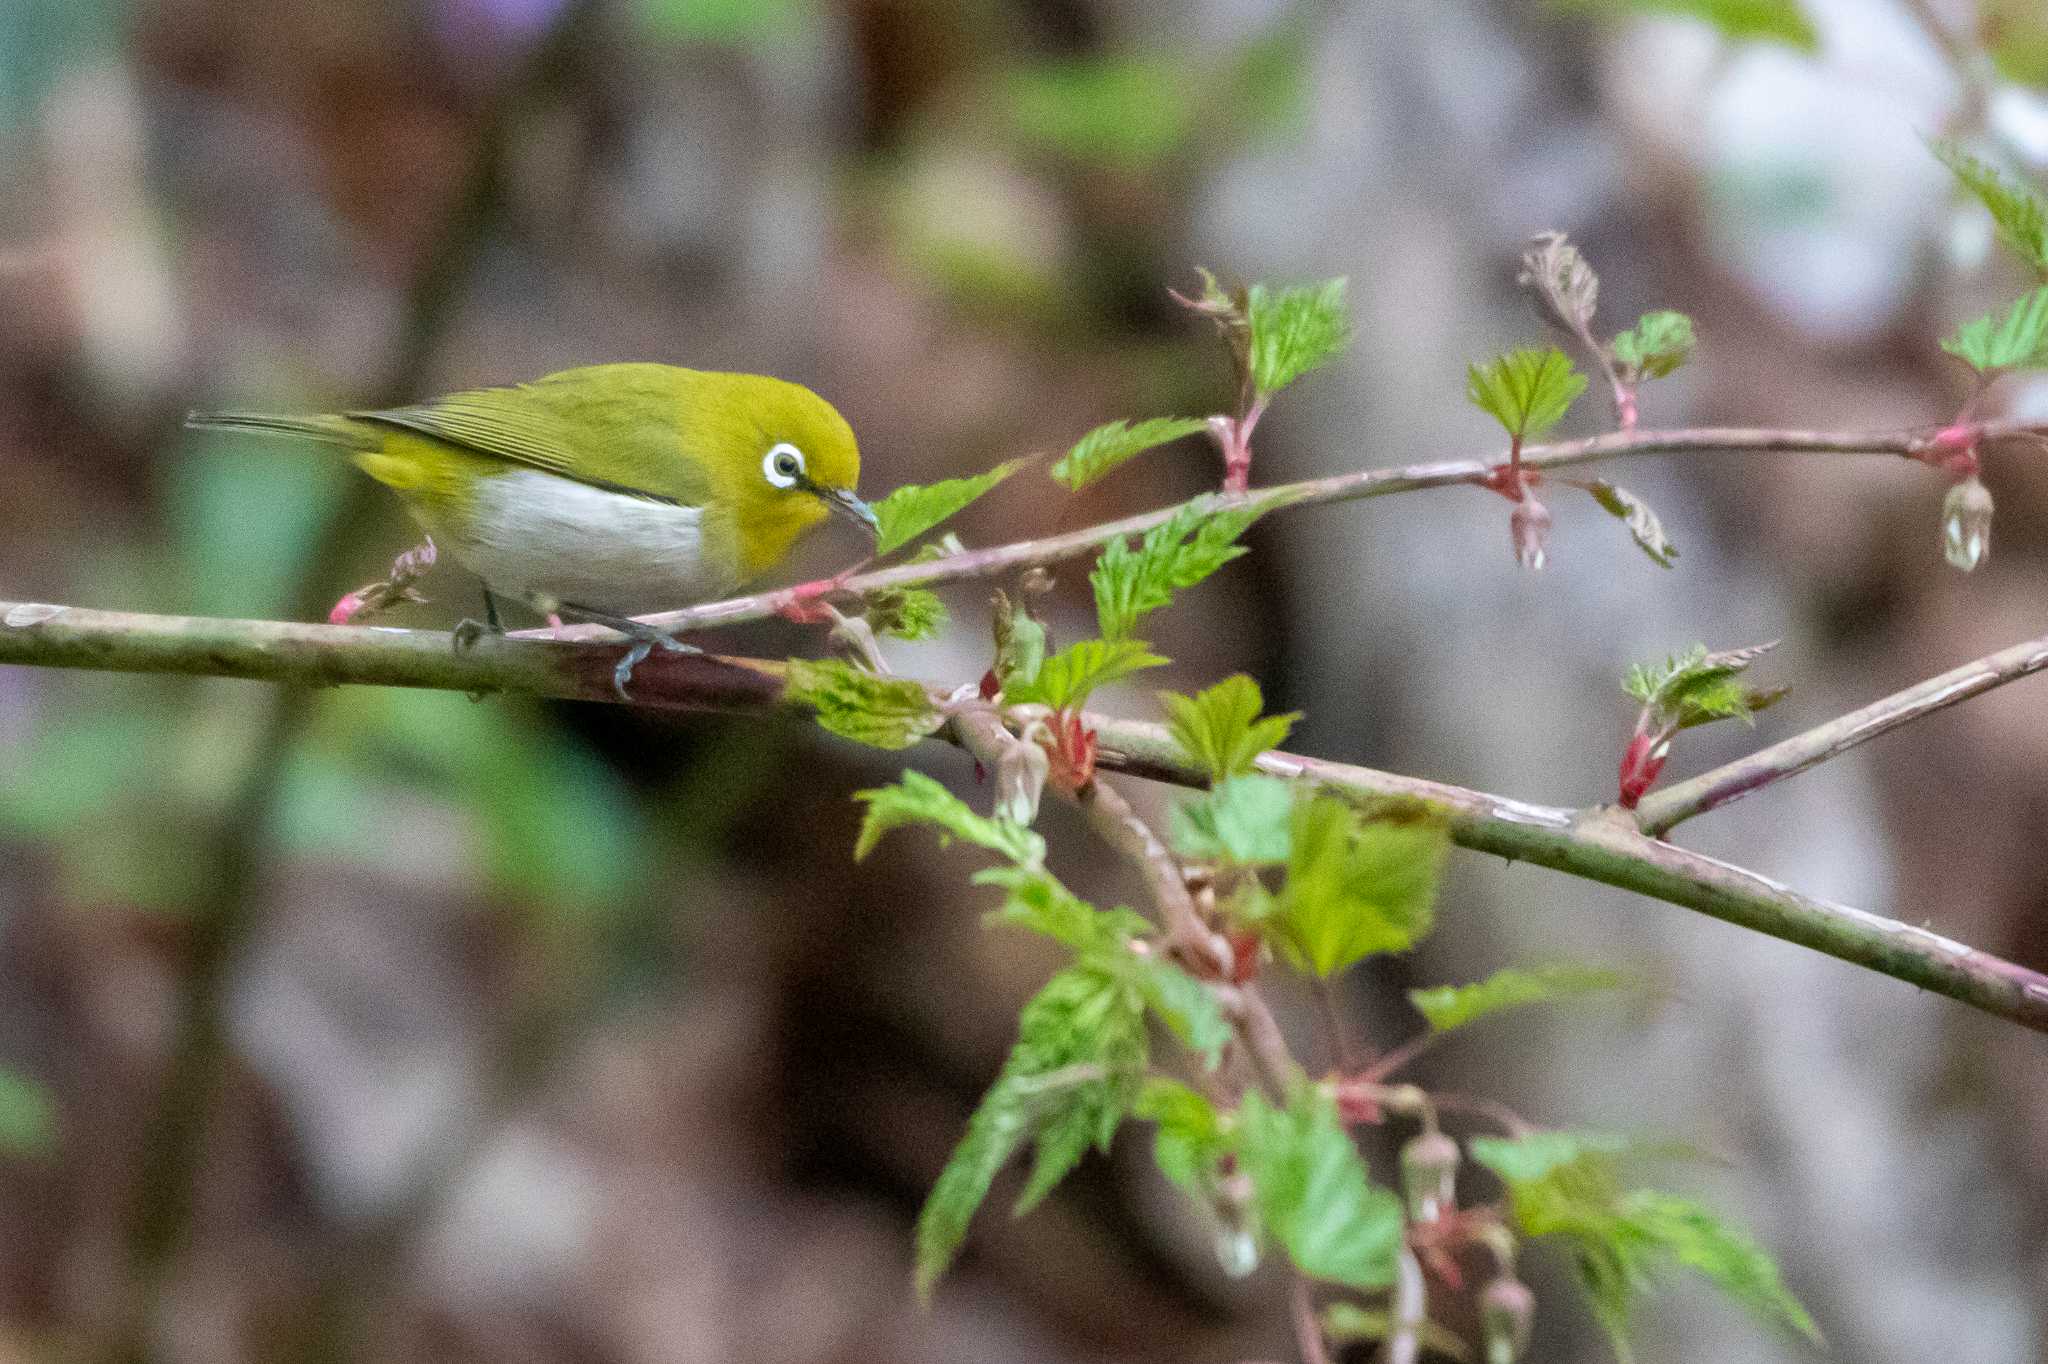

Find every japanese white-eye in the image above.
[190,363,876,693]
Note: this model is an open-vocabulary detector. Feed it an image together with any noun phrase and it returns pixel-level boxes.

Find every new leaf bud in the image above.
[1481,1276,1536,1364]
[1399,1129,1461,1222]
[1942,475,1993,572]
[1510,495,1553,571]
[994,735,1049,826]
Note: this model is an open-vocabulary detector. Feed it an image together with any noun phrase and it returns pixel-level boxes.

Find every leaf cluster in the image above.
[1092,499,1263,641]
[1162,674,1299,782]
[783,659,943,750]
[1052,416,1208,491]
[1471,1132,1819,1359]
[1622,642,1785,733]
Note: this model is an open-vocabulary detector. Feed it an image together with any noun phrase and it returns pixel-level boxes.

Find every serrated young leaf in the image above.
[854,770,1044,866]
[1470,1130,1640,1187]
[1941,286,2048,374]
[1004,637,1168,711]
[1246,277,1352,397]
[1610,310,1696,381]
[1586,481,1679,568]
[1093,498,1263,640]
[1623,642,1783,731]
[1470,1130,1817,1357]
[785,658,944,750]
[1465,346,1587,441]
[1238,1086,1404,1289]
[1132,958,1232,1065]
[1169,773,1293,865]
[1621,1193,1821,1343]
[1136,1078,1226,1193]
[1932,140,2048,274]
[914,963,1146,1296]
[976,865,1148,951]
[1552,0,1818,52]
[1052,416,1209,490]
[1409,962,1635,1033]
[1267,798,1448,977]
[1518,231,1600,337]
[865,586,949,641]
[1161,674,1301,782]
[872,459,1026,556]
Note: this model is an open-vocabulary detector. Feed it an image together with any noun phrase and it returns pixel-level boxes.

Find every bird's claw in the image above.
[452,618,497,653]
[611,631,696,701]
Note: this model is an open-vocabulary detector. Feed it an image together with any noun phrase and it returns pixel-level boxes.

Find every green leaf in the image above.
[1409,963,1635,1033]
[1623,643,1786,732]
[914,963,1146,1296]
[1551,0,1818,51]
[1465,346,1587,441]
[991,589,1048,694]
[1941,286,2048,374]
[1931,140,2048,274]
[1093,498,1263,641]
[1135,1078,1226,1193]
[1051,416,1209,491]
[865,586,949,641]
[1247,277,1352,397]
[784,658,943,750]
[1322,1303,1475,1363]
[978,865,1149,951]
[1161,674,1301,782]
[1470,1131,1818,1358]
[1004,637,1168,711]
[1169,773,1293,865]
[872,459,1025,555]
[854,770,1045,867]
[1238,1086,1404,1289]
[1470,1130,1640,1186]
[1585,481,1679,568]
[1610,310,1696,381]
[1266,798,1447,977]
[0,1069,56,1158]
[1621,1192,1821,1343]
[1132,957,1231,1066]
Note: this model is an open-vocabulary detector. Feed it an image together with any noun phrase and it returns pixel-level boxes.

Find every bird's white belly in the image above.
[454,469,734,615]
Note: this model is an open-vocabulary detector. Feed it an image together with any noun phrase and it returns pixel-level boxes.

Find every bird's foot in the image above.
[555,602,699,701]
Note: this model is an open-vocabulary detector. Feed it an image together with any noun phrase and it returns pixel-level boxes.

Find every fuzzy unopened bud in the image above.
[994,736,1049,825]
[1942,475,1994,572]
[1481,1276,1536,1364]
[1510,495,1552,571]
[1399,1129,1460,1222]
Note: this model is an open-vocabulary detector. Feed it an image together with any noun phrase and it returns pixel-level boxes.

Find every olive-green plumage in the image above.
[190,363,873,620]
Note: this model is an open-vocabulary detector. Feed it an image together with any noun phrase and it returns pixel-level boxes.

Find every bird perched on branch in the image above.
[190,363,877,696]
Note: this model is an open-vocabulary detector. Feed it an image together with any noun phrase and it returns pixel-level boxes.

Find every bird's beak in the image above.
[823,487,879,539]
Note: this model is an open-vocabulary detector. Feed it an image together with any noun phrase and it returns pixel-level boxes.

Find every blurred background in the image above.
[2,0,2047,1359]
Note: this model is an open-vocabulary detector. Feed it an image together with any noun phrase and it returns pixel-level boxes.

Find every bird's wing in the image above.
[350,365,714,506]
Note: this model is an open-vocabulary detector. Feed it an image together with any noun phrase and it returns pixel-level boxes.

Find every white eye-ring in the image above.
[763,443,806,489]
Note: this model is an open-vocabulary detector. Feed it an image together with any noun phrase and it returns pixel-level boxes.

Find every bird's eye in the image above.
[763,443,806,488]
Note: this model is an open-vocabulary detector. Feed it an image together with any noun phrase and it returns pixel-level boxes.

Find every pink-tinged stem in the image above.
[8,599,2048,1034]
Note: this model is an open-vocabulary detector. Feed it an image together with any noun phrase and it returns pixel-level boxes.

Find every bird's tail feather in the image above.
[184,411,375,449]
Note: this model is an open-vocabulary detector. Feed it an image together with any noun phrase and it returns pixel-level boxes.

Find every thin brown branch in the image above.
[535,421,2048,644]
[1292,1276,1336,1364]
[5,603,2048,1034]
[1635,630,2048,836]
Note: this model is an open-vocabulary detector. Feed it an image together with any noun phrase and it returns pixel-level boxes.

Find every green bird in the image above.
[190,362,877,695]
